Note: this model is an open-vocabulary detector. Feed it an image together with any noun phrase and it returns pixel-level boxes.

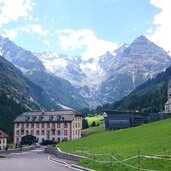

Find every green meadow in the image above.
[85,115,104,127]
[58,118,171,171]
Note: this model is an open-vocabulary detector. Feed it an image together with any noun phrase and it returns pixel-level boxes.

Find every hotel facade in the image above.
[13,110,82,144]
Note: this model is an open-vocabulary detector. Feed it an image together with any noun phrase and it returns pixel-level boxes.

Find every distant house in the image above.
[0,130,8,150]
[165,79,171,113]
[13,110,82,144]
[104,111,169,130]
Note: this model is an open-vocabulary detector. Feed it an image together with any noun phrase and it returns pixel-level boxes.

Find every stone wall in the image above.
[45,147,86,162]
[0,146,31,154]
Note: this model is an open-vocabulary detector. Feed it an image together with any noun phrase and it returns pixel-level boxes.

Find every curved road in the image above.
[0,149,82,171]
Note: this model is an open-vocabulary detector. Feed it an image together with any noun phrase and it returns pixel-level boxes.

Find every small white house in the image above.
[0,130,8,150]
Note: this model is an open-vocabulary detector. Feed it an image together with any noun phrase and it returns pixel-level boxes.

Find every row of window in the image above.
[0,139,6,144]
[16,129,80,137]
[72,122,81,128]
[16,123,69,129]
[16,129,69,136]
[16,122,81,129]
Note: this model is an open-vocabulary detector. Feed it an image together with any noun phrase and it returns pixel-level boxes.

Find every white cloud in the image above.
[43,40,50,47]
[147,0,171,54]
[2,29,18,40]
[20,24,49,36]
[0,0,35,27]
[56,29,118,59]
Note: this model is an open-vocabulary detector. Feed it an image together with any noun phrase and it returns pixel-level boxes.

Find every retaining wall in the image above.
[45,147,86,162]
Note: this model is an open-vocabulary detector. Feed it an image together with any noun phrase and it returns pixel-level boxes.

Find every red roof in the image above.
[0,130,8,138]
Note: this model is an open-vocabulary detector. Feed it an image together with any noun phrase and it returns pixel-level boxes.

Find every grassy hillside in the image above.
[85,115,104,127]
[81,124,105,137]
[58,118,171,171]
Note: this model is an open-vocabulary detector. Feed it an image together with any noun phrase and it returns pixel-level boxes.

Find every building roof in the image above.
[0,130,8,138]
[13,110,82,123]
[104,110,149,116]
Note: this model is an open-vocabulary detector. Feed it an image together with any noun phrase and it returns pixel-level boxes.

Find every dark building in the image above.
[104,111,170,130]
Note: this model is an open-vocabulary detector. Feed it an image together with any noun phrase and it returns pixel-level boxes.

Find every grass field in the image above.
[81,124,105,137]
[85,115,104,127]
[58,118,171,171]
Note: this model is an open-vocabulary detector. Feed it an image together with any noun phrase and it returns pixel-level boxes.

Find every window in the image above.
[3,140,5,143]
[47,130,50,135]
[57,130,60,135]
[16,123,20,128]
[21,130,24,135]
[52,123,55,128]
[47,123,50,128]
[31,123,34,128]
[31,130,34,135]
[0,140,1,144]
[26,123,29,128]
[26,130,29,135]
[16,130,19,135]
[64,130,68,136]
[36,123,40,128]
[64,123,68,128]
[57,123,60,128]
[51,130,55,135]
[75,123,77,128]
[41,123,45,128]
[36,130,40,135]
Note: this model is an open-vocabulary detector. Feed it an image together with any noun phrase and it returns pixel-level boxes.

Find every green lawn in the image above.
[85,115,104,127]
[81,124,105,136]
[58,118,171,171]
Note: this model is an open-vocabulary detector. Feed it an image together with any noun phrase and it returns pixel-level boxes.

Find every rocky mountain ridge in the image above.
[1,35,171,108]
[35,35,171,107]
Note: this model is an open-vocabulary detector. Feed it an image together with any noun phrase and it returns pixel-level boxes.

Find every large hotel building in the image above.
[13,110,82,144]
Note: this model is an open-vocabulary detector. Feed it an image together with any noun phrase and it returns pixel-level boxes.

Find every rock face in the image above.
[0,35,45,72]
[0,36,89,109]
[99,35,171,103]
[35,36,171,107]
[1,35,171,108]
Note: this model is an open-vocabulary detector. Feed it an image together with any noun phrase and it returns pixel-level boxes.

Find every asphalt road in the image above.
[0,149,82,171]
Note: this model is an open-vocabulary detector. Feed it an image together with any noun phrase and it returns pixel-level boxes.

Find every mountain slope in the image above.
[36,36,171,107]
[0,35,45,72]
[96,64,171,113]
[0,36,89,109]
[25,70,89,110]
[99,35,171,103]
[0,56,60,110]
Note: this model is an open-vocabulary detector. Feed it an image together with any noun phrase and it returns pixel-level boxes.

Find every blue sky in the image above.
[0,0,170,58]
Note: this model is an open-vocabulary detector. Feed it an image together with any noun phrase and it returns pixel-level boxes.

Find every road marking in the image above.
[47,156,83,171]
[11,151,32,155]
